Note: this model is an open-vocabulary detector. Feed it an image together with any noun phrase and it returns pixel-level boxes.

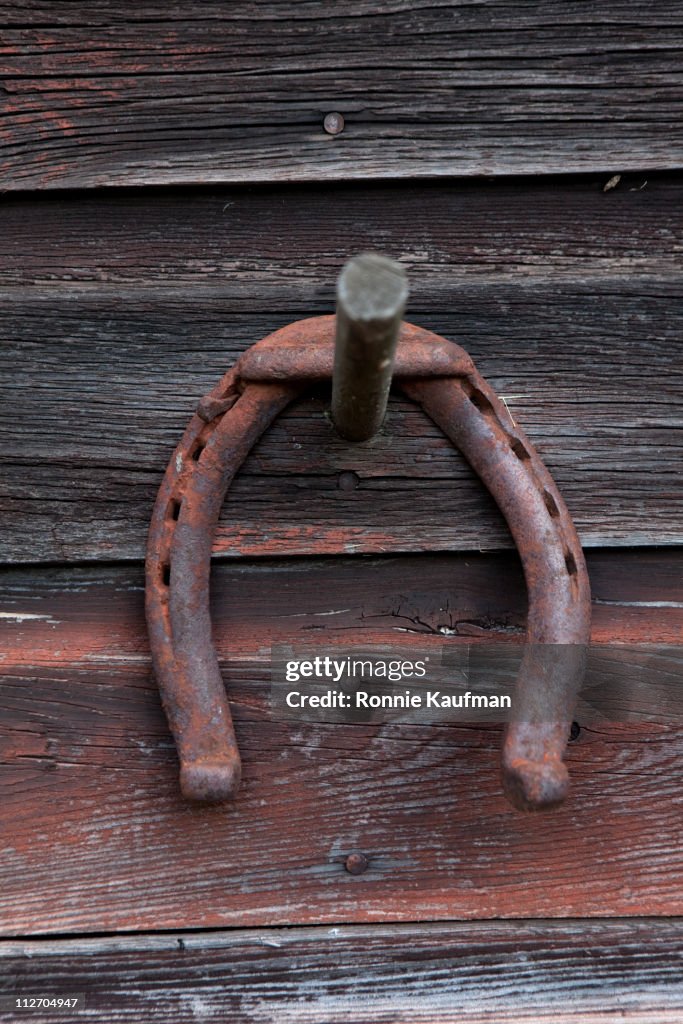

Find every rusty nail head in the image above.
[345,852,369,875]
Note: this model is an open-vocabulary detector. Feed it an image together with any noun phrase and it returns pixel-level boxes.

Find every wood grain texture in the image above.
[1,2,683,189]
[1,178,681,564]
[2,921,683,1023]
[0,551,681,935]
[2,550,682,664]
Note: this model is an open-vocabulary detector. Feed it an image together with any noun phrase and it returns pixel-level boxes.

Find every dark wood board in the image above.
[1,179,681,564]
[2,921,683,1023]
[4,177,679,294]
[0,550,681,935]
[1,2,683,189]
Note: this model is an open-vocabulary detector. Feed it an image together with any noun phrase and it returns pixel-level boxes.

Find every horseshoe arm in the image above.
[146,374,304,801]
[400,373,591,809]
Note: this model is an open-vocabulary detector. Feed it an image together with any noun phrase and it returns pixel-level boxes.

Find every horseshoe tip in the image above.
[180,756,242,803]
[502,757,569,812]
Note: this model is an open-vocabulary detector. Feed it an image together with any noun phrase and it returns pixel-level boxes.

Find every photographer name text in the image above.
[284,689,511,710]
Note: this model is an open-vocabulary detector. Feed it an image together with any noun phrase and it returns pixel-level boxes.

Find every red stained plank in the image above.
[0,551,681,934]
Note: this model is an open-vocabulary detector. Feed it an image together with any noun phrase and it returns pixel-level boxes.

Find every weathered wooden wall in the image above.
[2,2,683,189]
[1,178,681,563]
[3,923,683,1023]
[1,3,682,1021]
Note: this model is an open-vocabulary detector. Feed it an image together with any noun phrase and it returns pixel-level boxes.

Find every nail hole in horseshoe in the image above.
[191,443,205,462]
[565,551,578,576]
[168,498,181,521]
[508,436,531,461]
[569,721,581,742]
[543,488,560,518]
[465,386,495,416]
[161,563,171,586]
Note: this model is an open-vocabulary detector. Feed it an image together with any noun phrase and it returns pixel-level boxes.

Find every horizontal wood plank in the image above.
[1,179,681,564]
[2,550,683,663]
[1,2,683,189]
[2,177,681,294]
[0,551,681,934]
[2,921,683,1023]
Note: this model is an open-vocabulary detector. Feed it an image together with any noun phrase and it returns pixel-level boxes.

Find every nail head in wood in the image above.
[323,112,345,135]
[345,852,369,875]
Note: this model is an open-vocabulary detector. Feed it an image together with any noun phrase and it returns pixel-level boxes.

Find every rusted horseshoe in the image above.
[146,313,591,812]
